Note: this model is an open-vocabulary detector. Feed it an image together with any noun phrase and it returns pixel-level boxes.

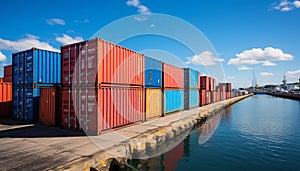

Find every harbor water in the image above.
[127,95,300,171]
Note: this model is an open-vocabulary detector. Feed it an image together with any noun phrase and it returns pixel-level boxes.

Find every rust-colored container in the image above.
[219,83,226,92]
[198,72,201,89]
[4,65,12,77]
[0,101,12,119]
[3,75,12,82]
[39,87,61,126]
[163,63,184,89]
[206,91,211,104]
[62,86,145,135]
[226,83,232,92]
[221,91,226,101]
[146,88,162,120]
[199,90,207,106]
[211,78,216,91]
[226,92,232,99]
[61,38,144,87]
[0,82,12,102]
[200,76,210,91]
[0,78,3,83]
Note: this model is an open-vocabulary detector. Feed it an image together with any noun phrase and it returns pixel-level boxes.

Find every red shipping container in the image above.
[61,38,144,87]
[199,90,207,106]
[0,78,3,83]
[0,82,12,102]
[200,76,210,91]
[61,86,145,135]
[4,65,12,77]
[39,87,61,126]
[206,91,211,104]
[163,63,184,89]
[226,83,232,92]
[3,75,12,82]
[0,101,12,119]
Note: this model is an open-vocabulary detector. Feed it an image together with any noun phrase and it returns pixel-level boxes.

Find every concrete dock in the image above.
[0,94,252,171]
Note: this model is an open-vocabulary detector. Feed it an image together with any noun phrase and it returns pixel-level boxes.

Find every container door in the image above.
[25,50,34,85]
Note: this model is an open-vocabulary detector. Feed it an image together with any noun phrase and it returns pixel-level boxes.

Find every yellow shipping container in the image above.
[146,88,162,120]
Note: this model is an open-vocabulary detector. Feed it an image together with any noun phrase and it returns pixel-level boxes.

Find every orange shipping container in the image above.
[0,78,2,83]
[61,38,144,87]
[61,86,145,135]
[0,82,12,102]
[0,101,12,119]
[163,63,184,89]
[39,87,61,126]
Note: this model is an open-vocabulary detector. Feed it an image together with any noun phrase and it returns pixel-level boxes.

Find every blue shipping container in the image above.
[184,68,199,89]
[144,57,162,88]
[13,48,61,86]
[12,86,40,122]
[184,90,199,109]
[164,90,184,114]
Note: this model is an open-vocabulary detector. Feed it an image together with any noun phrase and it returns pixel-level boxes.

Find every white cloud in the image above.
[46,18,66,25]
[260,72,273,77]
[286,69,300,78]
[238,66,252,71]
[74,19,89,23]
[228,47,293,66]
[271,0,300,11]
[0,51,7,62]
[0,34,59,52]
[126,0,151,21]
[55,34,84,45]
[262,60,277,66]
[186,51,224,66]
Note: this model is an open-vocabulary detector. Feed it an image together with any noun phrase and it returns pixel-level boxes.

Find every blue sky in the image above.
[0,0,300,88]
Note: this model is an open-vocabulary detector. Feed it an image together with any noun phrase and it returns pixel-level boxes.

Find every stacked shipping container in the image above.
[61,38,145,135]
[0,82,12,118]
[12,48,61,122]
[199,76,211,106]
[184,68,199,110]
[163,63,184,114]
[144,57,162,119]
[3,65,12,82]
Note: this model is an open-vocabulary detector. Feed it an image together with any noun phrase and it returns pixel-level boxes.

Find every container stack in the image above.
[210,78,217,103]
[163,63,184,115]
[12,48,61,122]
[226,83,232,99]
[61,38,145,135]
[184,68,199,110]
[219,83,227,101]
[144,57,163,119]
[199,76,210,106]
[3,65,12,82]
[0,82,12,118]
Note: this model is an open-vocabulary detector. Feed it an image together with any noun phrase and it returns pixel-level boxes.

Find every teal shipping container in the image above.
[184,89,199,109]
[164,90,184,114]
[184,68,199,89]
[12,48,61,86]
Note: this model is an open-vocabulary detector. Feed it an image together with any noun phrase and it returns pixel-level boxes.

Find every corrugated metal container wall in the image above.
[0,83,12,102]
[211,78,216,91]
[198,72,201,89]
[221,91,226,101]
[164,90,184,114]
[199,90,207,106]
[0,78,2,83]
[0,101,12,119]
[226,83,232,92]
[219,83,226,92]
[206,91,211,104]
[61,38,144,87]
[4,65,12,76]
[3,75,12,82]
[184,68,199,89]
[62,87,144,135]
[144,57,162,88]
[163,63,184,89]
[12,48,61,86]
[189,90,199,108]
[146,88,162,119]
[39,87,61,126]
[12,87,40,122]
[200,76,210,90]
[226,92,231,99]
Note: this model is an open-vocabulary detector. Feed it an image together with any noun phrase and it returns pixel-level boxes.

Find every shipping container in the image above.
[0,78,2,83]
[226,92,232,99]
[164,89,184,114]
[163,63,184,89]
[61,38,144,87]
[218,83,226,92]
[226,83,232,92]
[61,86,144,135]
[39,86,61,126]
[145,88,162,119]
[184,89,199,110]
[12,48,61,86]
[184,68,199,89]
[3,75,12,82]
[200,76,210,91]
[0,82,12,102]
[221,91,226,101]
[0,101,12,119]
[4,65,12,77]
[206,91,211,104]
[199,90,207,106]
[210,78,216,91]
[12,86,40,122]
[144,57,162,88]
